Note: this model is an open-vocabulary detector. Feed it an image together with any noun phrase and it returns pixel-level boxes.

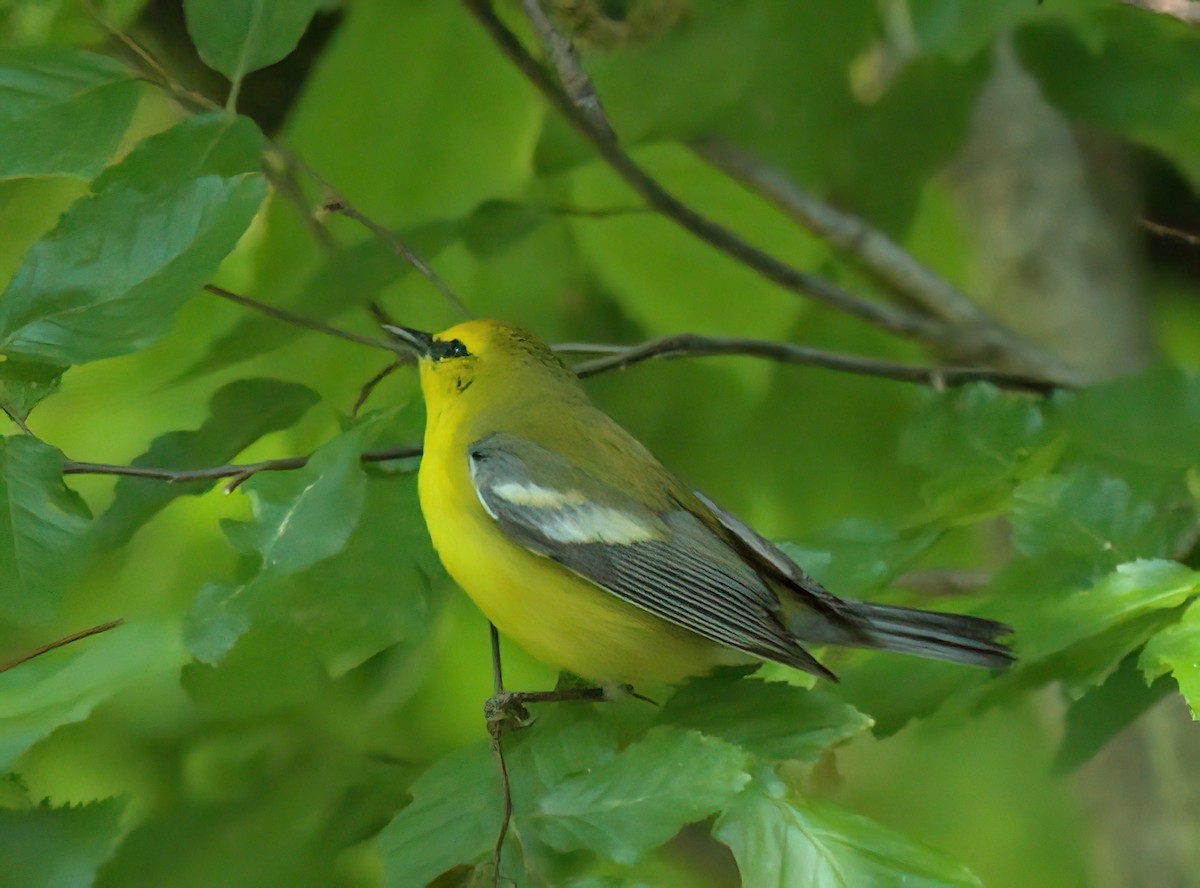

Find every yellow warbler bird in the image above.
[391,320,1012,685]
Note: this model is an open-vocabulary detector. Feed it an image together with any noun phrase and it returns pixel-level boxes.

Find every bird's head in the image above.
[386,319,577,413]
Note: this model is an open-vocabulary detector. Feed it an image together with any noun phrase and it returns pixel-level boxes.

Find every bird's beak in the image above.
[383,325,435,358]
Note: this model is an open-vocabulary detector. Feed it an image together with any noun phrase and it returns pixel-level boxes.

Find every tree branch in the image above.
[690,139,1075,380]
[563,334,1060,394]
[0,618,125,673]
[1120,0,1200,26]
[460,0,951,346]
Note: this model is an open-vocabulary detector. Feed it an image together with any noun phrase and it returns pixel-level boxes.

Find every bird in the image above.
[388,319,1013,686]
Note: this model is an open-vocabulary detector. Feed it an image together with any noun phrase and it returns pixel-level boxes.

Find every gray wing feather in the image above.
[468,433,831,677]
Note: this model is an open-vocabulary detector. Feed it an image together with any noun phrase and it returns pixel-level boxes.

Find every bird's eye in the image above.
[445,339,469,359]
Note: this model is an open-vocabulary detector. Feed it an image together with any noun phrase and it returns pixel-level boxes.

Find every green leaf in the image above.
[0,113,266,365]
[1141,596,1200,717]
[0,436,92,625]
[655,673,872,762]
[94,378,319,547]
[0,50,138,180]
[1054,652,1174,772]
[228,426,368,574]
[714,781,981,888]
[1054,368,1200,468]
[782,523,941,597]
[1017,560,1200,660]
[0,798,124,888]
[377,742,501,887]
[0,359,64,420]
[522,727,751,864]
[1011,465,1195,567]
[0,620,182,769]
[184,0,321,89]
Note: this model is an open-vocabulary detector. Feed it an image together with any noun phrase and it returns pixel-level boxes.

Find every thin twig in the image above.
[691,139,1072,379]
[1140,217,1200,246]
[353,360,403,415]
[0,402,34,436]
[520,0,616,139]
[204,284,402,353]
[0,619,125,673]
[61,445,424,483]
[460,0,950,347]
[564,334,1060,394]
[488,623,513,887]
[1120,0,1200,26]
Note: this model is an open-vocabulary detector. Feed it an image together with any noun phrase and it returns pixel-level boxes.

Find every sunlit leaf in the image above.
[1141,596,1200,717]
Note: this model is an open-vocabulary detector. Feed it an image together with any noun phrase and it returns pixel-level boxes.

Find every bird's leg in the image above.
[483,626,653,887]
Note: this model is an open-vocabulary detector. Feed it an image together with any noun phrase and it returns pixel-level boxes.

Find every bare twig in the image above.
[460,0,950,347]
[1120,0,1200,26]
[353,360,404,415]
[520,0,616,139]
[0,402,34,436]
[1140,218,1200,246]
[691,139,1073,379]
[61,445,424,484]
[563,334,1060,394]
[0,618,125,673]
[488,623,513,887]
[204,284,403,353]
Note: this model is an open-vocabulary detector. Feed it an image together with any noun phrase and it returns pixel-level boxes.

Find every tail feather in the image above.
[789,599,1015,670]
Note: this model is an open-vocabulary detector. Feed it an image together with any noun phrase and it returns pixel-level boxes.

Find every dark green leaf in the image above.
[184,0,322,87]
[0,798,124,888]
[0,620,181,768]
[714,780,981,888]
[0,50,138,180]
[0,113,266,365]
[94,378,319,547]
[522,727,750,864]
[1141,596,1200,717]
[0,436,92,624]
[782,523,941,597]
[656,673,871,762]
[1054,651,1174,773]
[377,742,500,887]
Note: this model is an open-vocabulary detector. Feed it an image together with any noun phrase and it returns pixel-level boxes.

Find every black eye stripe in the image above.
[433,338,471,360]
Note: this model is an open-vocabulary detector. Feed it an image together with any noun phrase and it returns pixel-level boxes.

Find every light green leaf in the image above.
[0,113,266,365]
[0,798,125,888]
[1141,596,1200,717]
[523,727,751,864]
[0,49,138,180]
[1018,560,1200,660]
[714,781,981,888]
[656,673,872,762]
[377,742,500,887]
[184,0,322,90]
[0,620,182,769]
[94,378,319,547]
[0,436,92,624]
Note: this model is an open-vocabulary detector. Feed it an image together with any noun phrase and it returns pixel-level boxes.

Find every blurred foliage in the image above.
[1,0,1199,885]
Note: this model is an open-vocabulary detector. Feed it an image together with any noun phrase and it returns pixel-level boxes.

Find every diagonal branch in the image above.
[460,0,949,346]
[1119,0,1200,26]
[0,618,125,673]
[691,139,1076,381]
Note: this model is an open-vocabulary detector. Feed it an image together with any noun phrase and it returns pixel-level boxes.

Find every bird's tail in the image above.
[789,599,1015,670]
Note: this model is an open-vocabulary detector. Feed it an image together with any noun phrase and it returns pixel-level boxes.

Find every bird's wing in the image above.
[467,432,833,678]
